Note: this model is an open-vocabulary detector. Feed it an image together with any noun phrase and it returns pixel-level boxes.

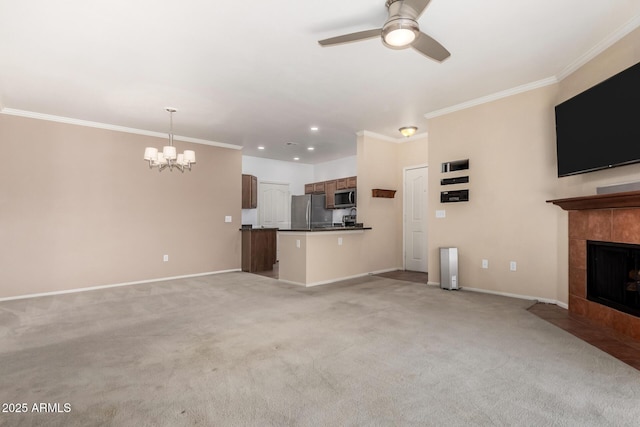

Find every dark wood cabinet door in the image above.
[242,174,258,209]
[241,229,277,272]
[325,180,337,209]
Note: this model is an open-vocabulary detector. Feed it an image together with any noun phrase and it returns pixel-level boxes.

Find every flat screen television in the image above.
[554,61,640,177]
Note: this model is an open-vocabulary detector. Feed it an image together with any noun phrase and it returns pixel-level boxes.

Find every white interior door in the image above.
[258,182,290,229]
[404,166,428,272]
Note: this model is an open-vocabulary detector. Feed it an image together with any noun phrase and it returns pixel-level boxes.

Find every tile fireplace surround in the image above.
[549,190,640,342]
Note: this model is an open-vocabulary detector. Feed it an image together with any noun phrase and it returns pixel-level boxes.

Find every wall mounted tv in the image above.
[554,61,640,177]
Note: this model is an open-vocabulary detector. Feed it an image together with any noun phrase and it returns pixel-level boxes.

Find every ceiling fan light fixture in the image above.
[382,18,418,47]
[399,126,418,137]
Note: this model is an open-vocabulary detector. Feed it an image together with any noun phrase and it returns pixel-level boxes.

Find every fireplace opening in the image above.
[587,240,640,318]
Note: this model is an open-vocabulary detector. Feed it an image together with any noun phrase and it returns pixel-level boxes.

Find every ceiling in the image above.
[1,1,639,164]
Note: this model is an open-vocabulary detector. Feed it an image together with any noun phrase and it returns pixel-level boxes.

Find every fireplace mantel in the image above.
[547,190,640,211]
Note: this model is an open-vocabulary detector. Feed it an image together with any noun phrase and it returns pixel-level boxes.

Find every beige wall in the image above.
[357,133,402,273]
[427,86,562,301]
[426,26,640,304]
[0,114,242,299]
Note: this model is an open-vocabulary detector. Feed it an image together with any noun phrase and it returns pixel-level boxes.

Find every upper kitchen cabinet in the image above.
[304,183,314,194]
[242,174,258,209]
[337,176,357,190]
[325,180,337,209]
[305,182,326,194]
[303,176,357,209]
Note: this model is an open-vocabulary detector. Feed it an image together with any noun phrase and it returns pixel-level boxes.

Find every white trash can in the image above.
[440,247,459,290]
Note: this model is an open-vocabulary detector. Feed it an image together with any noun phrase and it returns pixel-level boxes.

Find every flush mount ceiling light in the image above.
[399,126,418,137]
[143,108,196,172]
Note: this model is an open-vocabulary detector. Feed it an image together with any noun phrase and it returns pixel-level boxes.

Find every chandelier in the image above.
[143,108,196,172]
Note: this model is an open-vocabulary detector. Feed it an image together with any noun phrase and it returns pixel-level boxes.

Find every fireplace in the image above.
[587,240,640,317]
[548,190,640,342]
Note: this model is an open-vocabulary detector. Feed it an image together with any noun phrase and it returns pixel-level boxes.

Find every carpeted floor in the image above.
[1,272,639,426]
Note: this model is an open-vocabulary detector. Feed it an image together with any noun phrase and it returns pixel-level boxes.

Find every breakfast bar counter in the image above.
[277,227,372,286]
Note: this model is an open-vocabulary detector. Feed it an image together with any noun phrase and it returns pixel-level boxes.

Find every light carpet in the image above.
[1,272,639,426]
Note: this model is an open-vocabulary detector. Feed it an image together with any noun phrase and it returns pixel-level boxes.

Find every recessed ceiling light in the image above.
[310,126,319,131]
[257,146,265,150]
[307,147,314,151]
[293,157,300,161]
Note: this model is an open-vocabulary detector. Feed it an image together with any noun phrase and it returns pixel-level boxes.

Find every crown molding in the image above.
[425,15,640,120]
[557,14,640,81]
[0,107,243,150]
[356,130,428,143]
[424,76,558,120]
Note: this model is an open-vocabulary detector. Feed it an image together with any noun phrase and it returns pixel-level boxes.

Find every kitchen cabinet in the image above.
[325,180,337,209]
[303,176,357,208]
[305,181,326,194]
[337,176,357,190]
[241,228,277,272]
[242,174,258,209]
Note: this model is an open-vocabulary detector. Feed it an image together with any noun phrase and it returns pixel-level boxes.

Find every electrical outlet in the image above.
[510,261,517,271]
[338,237,343,246]
[482,259,489,269]
[163,254,169,262]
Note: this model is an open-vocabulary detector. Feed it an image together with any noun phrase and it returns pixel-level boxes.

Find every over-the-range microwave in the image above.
[334,189,356,208]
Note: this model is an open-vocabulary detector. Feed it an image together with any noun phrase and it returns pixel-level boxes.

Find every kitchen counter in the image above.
[277,226,372,286]
[279,226,372,232]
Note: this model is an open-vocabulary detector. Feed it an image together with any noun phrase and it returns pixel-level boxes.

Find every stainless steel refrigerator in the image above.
[291,194,333,229]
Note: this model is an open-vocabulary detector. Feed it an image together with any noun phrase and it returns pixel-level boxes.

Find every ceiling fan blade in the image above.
[401,0,432,19]
[318,29,381,46]
[411,31,450,61]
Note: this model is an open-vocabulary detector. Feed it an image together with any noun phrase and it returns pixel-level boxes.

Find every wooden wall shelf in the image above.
[372,189,396,198]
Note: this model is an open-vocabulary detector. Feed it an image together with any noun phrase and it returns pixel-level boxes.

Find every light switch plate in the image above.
[436,210,446,218]
[224,216,232,223]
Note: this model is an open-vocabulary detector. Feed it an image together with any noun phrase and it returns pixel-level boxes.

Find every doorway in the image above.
[258,182,290,229]
[404,166,428,272]
[258,182,290,271]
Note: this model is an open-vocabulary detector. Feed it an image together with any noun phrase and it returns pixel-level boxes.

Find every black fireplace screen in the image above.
[587,240,640,317]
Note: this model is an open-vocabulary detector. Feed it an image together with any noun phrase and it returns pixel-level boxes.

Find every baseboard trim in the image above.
[459,285,567,309]
[0,269,241,302]
[279,267,401,288]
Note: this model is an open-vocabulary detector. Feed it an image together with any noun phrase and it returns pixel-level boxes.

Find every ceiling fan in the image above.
[318,0,450,62]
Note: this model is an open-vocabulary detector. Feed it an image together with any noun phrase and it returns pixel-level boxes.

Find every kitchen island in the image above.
[278,227,372,286]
